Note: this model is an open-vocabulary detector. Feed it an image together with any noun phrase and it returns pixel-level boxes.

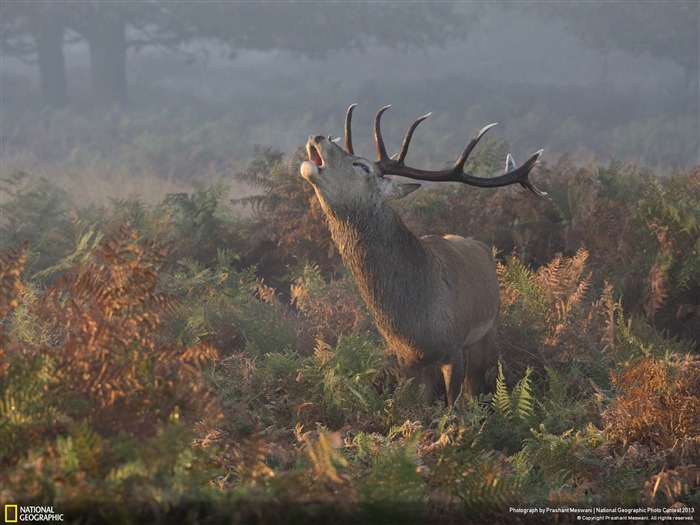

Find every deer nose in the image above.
[312,135,326,144]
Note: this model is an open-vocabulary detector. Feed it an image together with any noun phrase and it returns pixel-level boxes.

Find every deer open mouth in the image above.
[307,142,325,169]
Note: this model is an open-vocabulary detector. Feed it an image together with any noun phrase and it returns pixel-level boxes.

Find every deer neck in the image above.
[321,195,431,322]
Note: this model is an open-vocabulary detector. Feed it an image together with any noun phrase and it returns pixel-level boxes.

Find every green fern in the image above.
[33,217,103,281]
[56,435,80,476]
[67,421,102,475]
[161,248,295,353]
[493,362,512,418]
[360,434,425,505]
[543,365,567,408]
[492,361,535,424]
[55,422,104,479]
[498,254,550,331]
[231,146,286,219]
[109,194,148,229]
[0,175,73,273]
[5,281,50,347]
[633,173,700,325]
[0,354,62,461]
[299,335,385,423]
[163,180,236,264]
[457,464,522,521]
[509,423,607,499]
[511,367,535,422]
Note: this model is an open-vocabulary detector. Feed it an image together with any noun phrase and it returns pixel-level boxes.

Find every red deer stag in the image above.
[300,105,545,404]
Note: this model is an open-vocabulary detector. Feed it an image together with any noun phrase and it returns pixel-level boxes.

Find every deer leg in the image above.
[405,364,439,404]
[433,366,447,404]
[463,326,497,396]
[440,350,465,405]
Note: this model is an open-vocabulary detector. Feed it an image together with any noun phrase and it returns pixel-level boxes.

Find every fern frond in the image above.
[453,451,522,521]
[491,362,535,425]
[492,361,511,419]
[233,170,276,190]
[543,365,567,408]
[303,429,350,485]
[511,366,535,423]
[537,247,590,321]
[32,217,103,281]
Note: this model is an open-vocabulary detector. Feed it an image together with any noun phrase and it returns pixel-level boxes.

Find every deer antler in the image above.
[345,104,546,197]
[345,103,357,155]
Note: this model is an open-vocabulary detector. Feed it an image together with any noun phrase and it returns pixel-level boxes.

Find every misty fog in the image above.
[1,2,698,202]
[2,5,700,520]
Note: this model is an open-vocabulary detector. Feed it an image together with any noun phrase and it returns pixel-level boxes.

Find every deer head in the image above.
[300,135,421,211]
[300,104,545,213]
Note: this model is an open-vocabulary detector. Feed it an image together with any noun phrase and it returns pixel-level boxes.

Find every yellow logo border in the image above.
[5,504,19,523]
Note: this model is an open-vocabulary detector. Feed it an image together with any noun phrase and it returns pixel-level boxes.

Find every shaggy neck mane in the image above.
[321,196,434,341]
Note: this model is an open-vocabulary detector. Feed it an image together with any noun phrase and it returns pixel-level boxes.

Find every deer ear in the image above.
[378,177,421,201]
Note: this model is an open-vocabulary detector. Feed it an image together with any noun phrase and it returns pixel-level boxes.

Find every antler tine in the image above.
[517,150,547,196]
[455,122,498,170]
[345,103,357,154]
[374,105,392,161]
[396,112,432,164]
[448,148,545,196]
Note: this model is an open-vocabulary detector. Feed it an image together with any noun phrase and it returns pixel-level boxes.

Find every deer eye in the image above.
[353,162,370,174]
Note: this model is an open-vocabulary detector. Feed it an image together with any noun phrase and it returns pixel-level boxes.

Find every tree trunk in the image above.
[31,9,68,107]
[88,12,128,108]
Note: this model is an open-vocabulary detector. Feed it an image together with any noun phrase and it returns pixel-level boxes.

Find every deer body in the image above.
[300,106,544,404]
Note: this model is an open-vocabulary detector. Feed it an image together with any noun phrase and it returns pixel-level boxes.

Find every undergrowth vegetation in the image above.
[1,146,698,523]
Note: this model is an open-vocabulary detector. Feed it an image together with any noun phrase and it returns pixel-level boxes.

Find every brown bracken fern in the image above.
[2,227,220,437]
[602,354,700,467]
[0,242,28,374]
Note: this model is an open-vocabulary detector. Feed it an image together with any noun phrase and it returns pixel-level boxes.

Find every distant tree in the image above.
[1,1,469,109]
[170,1,466,57]
[1,0,165,108]
[533,2,699,90]
[1,1,69,107]
[61,1,165,108]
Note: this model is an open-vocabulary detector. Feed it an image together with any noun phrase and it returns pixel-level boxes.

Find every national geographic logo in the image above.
[5,504,18,523]
[4,505,64,522]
